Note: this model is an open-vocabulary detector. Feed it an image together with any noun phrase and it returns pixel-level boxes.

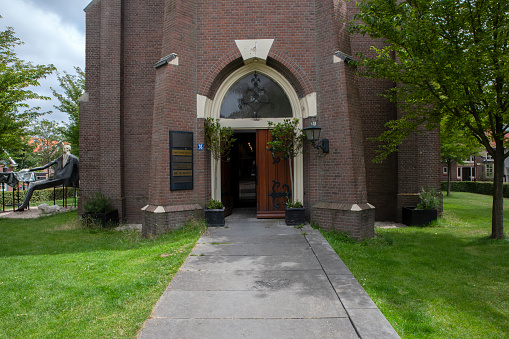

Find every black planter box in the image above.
[402,206,438,227]
[82,209,119,228]
[205,208,225,227]
[285,207,306,226]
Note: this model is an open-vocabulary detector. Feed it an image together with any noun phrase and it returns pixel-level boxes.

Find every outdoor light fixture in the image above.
[303,124,329,153]
[154,53,178,69]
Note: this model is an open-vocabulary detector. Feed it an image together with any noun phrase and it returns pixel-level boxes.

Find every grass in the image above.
[322,192,509,339]
[0,211,205,338]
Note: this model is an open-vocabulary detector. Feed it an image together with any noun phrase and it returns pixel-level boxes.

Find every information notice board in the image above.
[170,131,193,191]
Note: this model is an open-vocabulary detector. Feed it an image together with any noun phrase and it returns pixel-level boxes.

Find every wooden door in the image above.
[256,130,291,218]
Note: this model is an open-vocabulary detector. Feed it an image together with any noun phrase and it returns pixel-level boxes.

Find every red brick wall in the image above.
[147,0,202,210]
[81,0,164,222]
[81,0,126,216]
[80,1,102,215]
[122,0,164,221]
[196,0,317,100]
[314,0,369,204]
[81,0,441,231]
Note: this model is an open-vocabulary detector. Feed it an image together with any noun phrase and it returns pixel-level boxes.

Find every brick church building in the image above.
[80,0,440,239]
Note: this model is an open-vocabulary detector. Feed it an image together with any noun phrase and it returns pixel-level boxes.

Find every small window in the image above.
[443,167,448,174]
[486,164,494,178]
[457,167,462,179]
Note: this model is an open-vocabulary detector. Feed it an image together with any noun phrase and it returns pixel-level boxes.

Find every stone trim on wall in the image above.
[142,204,203,237]
[235,39,274,64]
[311,202,375,240]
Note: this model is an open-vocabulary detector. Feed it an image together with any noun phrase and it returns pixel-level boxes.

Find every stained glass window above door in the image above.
[220,72,292,119]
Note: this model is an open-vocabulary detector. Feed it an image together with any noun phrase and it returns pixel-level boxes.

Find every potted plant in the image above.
[285,200,305,226]
[204,199,225,227]
[266,118,306,225]
[204,118,236,226]
[402,186,442,226]
[82,192,119,227]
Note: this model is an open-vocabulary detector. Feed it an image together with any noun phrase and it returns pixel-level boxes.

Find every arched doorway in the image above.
[208,63,304,218]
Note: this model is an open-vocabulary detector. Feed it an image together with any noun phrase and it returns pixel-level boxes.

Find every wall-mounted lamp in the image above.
[303,125,329,154]
[154,53,178,69]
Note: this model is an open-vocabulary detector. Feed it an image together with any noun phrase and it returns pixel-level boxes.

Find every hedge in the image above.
[441,181,509,198]
[1,187,79,209]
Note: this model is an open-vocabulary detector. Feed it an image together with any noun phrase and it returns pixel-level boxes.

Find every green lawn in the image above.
[0,212,204,338]
[322,192,509,338]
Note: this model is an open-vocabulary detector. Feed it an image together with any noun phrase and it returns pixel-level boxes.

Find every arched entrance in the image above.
[208,63,304,218]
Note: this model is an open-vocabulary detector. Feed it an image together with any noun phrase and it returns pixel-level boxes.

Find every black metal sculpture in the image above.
[15,144,79,211]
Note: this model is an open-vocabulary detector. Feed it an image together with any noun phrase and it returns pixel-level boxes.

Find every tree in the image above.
[51,67,85,156]
[0,21,55,155]
[29,119,63,172]
[351,0,508,239]
[440,120,480,196]
[204,118,236,201]
[266,118,306,204]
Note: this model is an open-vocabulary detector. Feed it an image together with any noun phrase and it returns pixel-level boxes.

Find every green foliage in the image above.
[205,199,224,210]
[351,0,508,238]
[441,181,509,198]
[29,119,63,167]
[416,186,442,210]
[351,0,508,162]
[83,192,115,214]
[204,118,236,162]
[51,66,85,156]
[286,200,303,208]
[0,21,55,154]
[0,212,204,338]
[441,119,481,196]
[204,118,236,200]
[266,118,305,161]
[440,120,480,165]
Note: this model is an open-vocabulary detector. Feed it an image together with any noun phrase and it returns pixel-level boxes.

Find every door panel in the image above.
[256,130,291,218]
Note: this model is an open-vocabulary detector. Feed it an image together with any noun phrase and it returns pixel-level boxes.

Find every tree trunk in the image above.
[287,152,294,204]
[214,159,219,201]
[491,145,505,239]
[447,160,452,196]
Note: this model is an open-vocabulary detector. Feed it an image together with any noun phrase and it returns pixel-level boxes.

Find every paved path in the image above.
[139,217,399,339]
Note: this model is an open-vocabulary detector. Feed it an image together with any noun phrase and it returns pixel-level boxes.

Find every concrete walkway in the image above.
[138,216,400,339]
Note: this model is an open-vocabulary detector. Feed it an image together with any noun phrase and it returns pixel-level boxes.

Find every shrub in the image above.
[416,186,442,210]
[441,181,509,198]
[83,192,115,214]
[205,199,223,210]
[286,200,303,208]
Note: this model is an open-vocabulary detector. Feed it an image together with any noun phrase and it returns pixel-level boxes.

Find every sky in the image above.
[0,0,91,124]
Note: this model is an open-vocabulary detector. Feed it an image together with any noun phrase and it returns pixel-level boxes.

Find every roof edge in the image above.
[84,0,100,13]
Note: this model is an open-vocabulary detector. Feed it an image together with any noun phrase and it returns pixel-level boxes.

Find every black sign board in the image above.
[170,131,193,190]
